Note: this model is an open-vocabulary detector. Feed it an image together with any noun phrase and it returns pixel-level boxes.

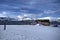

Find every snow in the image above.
[37,17,57,22]
[0,25,60,40]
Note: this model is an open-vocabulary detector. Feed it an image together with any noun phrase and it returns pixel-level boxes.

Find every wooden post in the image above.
[4,20,6,30]
[4,24,6,30]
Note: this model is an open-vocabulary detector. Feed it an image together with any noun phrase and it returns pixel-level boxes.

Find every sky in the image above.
[0,0,60,19]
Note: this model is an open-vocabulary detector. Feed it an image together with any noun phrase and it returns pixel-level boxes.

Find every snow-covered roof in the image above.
[37,17,50,20]
[37,17,57,22]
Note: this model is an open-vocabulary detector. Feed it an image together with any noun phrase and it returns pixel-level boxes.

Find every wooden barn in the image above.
[35,19,50,26]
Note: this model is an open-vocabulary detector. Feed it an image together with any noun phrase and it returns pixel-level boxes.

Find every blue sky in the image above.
[0,0,60,18]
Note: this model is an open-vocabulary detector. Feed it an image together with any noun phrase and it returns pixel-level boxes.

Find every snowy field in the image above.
[0,25,60,40]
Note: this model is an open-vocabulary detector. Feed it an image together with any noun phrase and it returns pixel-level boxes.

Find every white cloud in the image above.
[57,18,60,19]
[44,9,60,14]
[2,12,7,15]
[17,13,33,18]
[17,15,23,19]
[23,14,28,17]
[44,10,56,14]
[0,14,7,17]
[17,15,23,21]
[23,13,33,17]
[0,12,7,17]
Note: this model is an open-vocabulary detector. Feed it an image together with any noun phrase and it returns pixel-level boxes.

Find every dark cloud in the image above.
[54,0,60,3]
[0,0,60,18]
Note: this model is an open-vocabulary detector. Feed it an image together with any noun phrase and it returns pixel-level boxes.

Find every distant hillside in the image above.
[0,20,33,25]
